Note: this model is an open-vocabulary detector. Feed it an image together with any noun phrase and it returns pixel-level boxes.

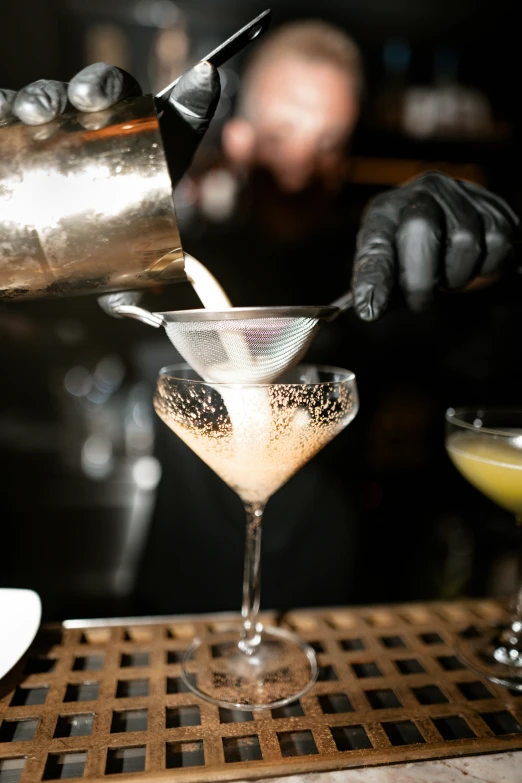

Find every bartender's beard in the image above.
[248,166,345,242]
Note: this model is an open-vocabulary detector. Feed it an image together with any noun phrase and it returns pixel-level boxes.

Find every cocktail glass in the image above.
[154,363,359,709]
[446,407,522,690]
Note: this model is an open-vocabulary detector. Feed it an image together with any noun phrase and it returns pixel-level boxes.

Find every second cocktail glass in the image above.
[446,408,522,690]
[154,363,359,709]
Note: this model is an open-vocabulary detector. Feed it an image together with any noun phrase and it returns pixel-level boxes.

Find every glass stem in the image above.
[239,502,265,654]
[509,517,522,635]
[498,516,522,655]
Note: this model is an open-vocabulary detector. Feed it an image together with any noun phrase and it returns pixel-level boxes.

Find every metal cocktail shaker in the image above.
[0,10,272,304]
[0,94,186,301]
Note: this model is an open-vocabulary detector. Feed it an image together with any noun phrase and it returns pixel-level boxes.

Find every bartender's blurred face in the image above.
[223,55,359,194]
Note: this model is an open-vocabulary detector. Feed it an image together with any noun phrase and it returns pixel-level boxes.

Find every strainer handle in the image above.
[112,305,166,329]
[328,289,354,318]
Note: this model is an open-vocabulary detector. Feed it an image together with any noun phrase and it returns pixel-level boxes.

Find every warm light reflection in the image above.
[3,163,167,232]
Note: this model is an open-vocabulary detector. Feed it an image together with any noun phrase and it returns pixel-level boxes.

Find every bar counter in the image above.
[1,599,521,782]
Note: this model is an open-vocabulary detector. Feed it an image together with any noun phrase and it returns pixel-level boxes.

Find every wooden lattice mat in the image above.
[1,600,522,782]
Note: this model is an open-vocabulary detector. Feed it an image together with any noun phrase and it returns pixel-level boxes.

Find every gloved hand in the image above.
[0,61,220,185]
[1,62,220,316]
[352,171,520,321]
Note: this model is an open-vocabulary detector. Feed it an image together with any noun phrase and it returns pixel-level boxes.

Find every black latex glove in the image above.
[352,171,520,321]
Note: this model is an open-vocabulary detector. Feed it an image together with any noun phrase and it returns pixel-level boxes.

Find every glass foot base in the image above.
[181,625,317,710]
[456,625,522,691]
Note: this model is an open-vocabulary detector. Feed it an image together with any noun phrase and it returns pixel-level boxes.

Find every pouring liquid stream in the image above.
[184,256,233,311]
[184,257,273,500]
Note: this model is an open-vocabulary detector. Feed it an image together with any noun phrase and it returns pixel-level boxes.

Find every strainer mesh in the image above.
[165,317,320,383]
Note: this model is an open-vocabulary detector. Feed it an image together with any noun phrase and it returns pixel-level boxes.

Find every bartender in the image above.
[1,32,519,613]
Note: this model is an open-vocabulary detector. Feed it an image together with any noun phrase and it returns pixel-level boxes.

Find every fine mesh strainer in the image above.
[115,290,353,384]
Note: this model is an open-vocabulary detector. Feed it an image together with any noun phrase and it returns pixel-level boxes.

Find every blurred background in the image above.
[1,0,521,621]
